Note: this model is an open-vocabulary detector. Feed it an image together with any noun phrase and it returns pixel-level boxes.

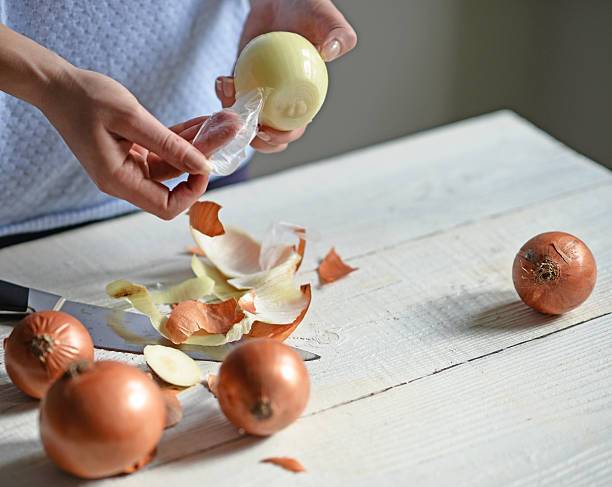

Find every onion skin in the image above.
[216,339,309,436]
[512,231,597,314]
[40,361,166,479]
[4,311,94,399]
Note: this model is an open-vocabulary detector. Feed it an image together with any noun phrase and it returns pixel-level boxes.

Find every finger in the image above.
[169,116,208,135]
[177,124,202,144]
[215,76,236,108]
[146,155,183,181]
[250,138,289,154]
[255,126,305,146]
[115,107,210,174]
[314,4,358,61]
[146,119,218,182]
[110,154,208,220]
[192,110,241,156]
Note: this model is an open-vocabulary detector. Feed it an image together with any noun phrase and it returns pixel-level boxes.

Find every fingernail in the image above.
[221,77,234,99]
[321,39,342,62]
[257,130,271,142]
[215,78,222,94]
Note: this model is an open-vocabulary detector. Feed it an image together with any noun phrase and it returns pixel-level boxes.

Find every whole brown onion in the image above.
[4,311,94,399]
[216,339,310,436]
[40,360,166,479]
[512,231,597,314]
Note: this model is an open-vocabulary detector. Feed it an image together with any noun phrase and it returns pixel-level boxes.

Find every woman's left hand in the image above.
[215,0,357,153]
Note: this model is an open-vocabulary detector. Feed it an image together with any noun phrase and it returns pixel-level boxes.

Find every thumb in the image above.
[313,2,358,62]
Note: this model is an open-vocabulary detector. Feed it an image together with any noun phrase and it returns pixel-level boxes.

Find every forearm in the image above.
[0,24,73,108]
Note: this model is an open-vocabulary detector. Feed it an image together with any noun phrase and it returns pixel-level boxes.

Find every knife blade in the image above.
[0,280,320,362]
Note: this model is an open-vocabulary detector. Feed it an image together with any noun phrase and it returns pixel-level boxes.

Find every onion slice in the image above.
[143,345,201,387]
[189,201,225,237]
[317,247,357,284]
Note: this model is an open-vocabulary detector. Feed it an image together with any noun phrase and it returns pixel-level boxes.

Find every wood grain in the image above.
[0,111,611,485]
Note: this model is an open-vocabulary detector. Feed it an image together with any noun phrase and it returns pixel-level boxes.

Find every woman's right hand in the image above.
[39,68,239,220]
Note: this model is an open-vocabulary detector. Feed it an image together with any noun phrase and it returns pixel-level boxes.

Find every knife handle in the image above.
[0,280,30,313]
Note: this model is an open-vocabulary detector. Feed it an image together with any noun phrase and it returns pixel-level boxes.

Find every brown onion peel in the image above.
[246,284,311,341]
[317,247,357,284]
[261,457,306,473]
[512,231,597,315]
[189,201,225,237]
[161,389,183,428]
[40,360,165,479]
[164,299,245,344]
[216,339,310,436]
[4,311,94,399]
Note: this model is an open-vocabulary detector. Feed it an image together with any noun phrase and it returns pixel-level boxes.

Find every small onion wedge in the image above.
[144,345,201,387]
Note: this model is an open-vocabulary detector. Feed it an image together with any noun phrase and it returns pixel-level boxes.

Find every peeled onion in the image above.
[216,339,309,436]
[512,231,597,314]
[4,311,94,399]
[40,360,166,479]
[234,32,328,131]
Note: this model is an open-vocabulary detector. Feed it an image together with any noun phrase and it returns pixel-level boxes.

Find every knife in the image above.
[0,280,320,362]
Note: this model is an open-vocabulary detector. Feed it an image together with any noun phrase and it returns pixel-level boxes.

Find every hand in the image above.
[216,0,357,153]
[40,68,239,220]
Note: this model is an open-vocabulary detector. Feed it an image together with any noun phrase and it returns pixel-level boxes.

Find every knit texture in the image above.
[0,0,249,236]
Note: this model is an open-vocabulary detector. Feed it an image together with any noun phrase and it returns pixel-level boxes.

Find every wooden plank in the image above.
[3,312,610,486]
[1,112,611,484]
[1,183,611,484]
[0,111,609,304]
[116,314,612,487]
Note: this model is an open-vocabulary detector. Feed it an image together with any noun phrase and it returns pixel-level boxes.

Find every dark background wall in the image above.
[250,0,612,177]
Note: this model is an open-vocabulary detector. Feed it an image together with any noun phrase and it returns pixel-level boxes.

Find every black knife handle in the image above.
[0,280,30,312]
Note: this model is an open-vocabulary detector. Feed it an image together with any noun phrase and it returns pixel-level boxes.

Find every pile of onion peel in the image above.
[512,231,597,314]
[3,311,94,399]
[317,247,357,285]
[107,202,312,347]
[261,457,306,473]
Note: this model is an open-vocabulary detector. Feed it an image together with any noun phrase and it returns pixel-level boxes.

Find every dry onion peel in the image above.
[161,389,183,428]
[317,247,357,284]
[106,280,165,331]
[189,201,225,237]
[150,276,215,304]
[191,227,262,278]
[261,457,306,473]
[181,316,254,347]
[143,345,201,386]
[247,284,311,341]
[259,222,309,271]
[191,255,242,301]
[164,299,245,344]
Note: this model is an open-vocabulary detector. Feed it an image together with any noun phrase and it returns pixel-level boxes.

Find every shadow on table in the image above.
[0,381,39,416]
[468,290,558,330]
[0,441,81,487]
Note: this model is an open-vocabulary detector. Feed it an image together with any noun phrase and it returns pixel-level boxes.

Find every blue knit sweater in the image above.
[0,0,249,236]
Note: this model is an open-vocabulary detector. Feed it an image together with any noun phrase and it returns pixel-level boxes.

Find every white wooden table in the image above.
[1,111,611,486]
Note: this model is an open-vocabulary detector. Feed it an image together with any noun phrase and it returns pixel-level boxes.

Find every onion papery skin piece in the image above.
[4,311,94,399]
[512,231,597,315]
[40,361,166,479]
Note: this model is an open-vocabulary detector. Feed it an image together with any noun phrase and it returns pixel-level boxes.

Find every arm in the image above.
[0,25,234,220]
